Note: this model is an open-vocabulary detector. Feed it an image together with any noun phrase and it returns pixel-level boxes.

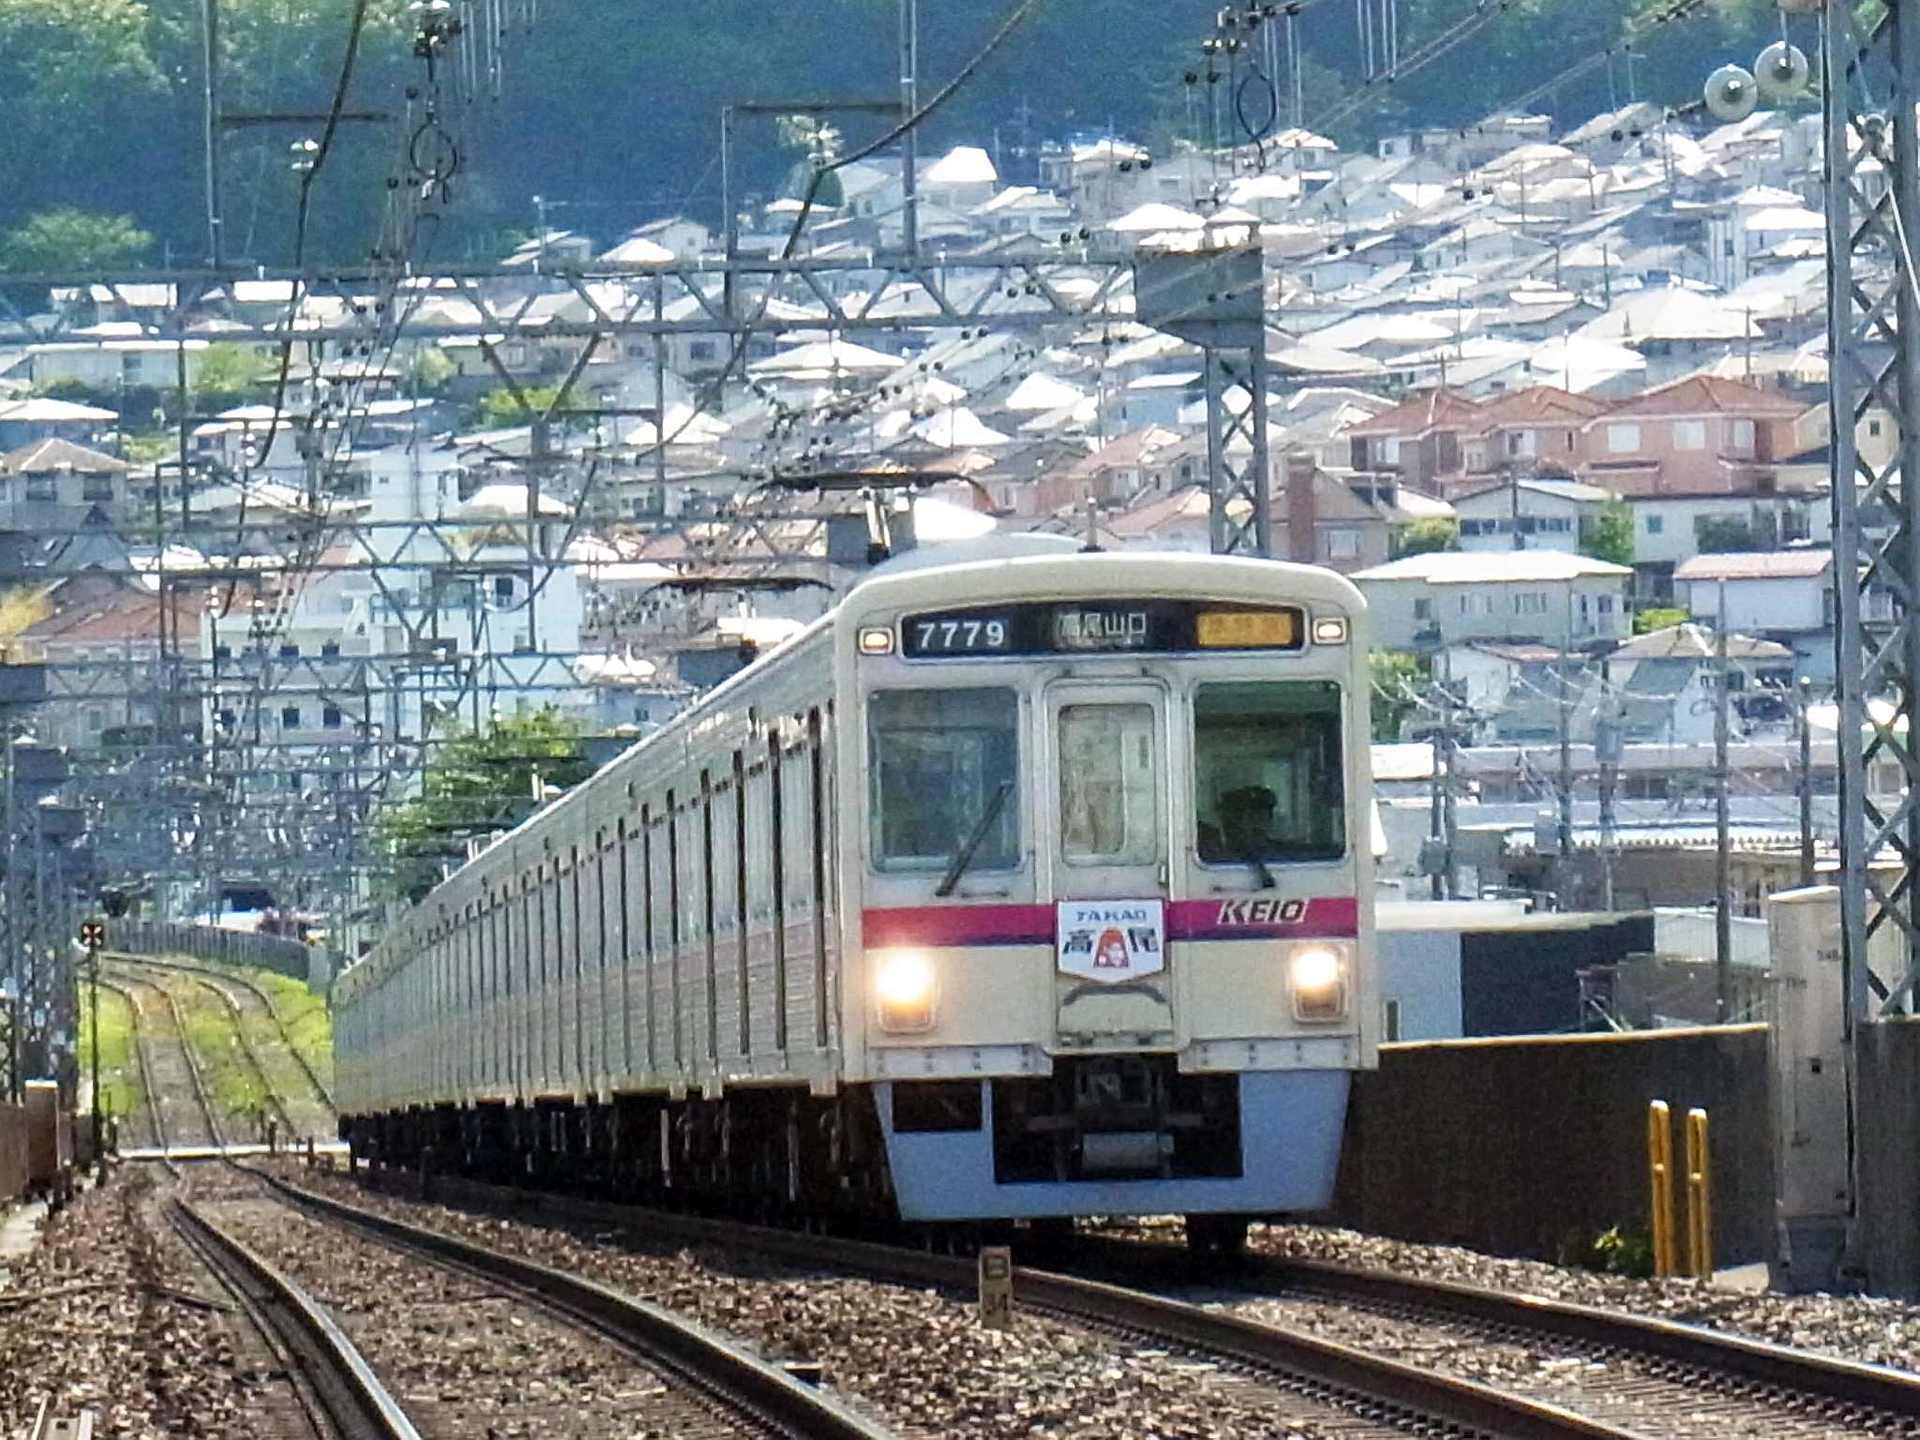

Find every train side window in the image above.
[701,769,719,1062]
[1193,681,1346,864]
[868,687,1020,872]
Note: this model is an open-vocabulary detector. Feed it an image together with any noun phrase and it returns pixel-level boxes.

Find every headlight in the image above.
[1290,944,1348,1022]
[873,949,937,1032]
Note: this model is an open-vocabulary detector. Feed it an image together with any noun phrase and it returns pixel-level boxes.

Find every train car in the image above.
[335,550,1375,1245]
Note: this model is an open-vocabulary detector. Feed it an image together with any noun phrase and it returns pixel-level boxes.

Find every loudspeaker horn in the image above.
[1704,63,1760,122]
[1755,40,1810,101]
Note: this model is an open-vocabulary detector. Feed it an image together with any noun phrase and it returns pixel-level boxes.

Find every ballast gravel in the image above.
[265,1162,1363,1439]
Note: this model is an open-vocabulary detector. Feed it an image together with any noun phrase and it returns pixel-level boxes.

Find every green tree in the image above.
[0,205,151,270]
[1369,650,1427,741]
[1632,605,1689,635]
[1695,516,1757,553]
[1394,517,1459,558]
[192,342,267,410]
[475,383,565,430]
[1580,501,1634,567]
[372,709,596,904]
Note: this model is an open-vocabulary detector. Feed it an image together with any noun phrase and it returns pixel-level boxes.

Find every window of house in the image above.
[1731,419,1756,451]
[321,640,340,658]
[1870,418,1884,437]
[84,709,104,734]
[1607,423,1641,454]
[494,575,514,603]
[1505,432,1523,456]
[1326,530,1360,560]
[216,708,236,730]
[322,706,343,729]
[1413,597,1432,620]
[1646,515,1664,534]
[281,706,301,729]
[688,340,717,362]
[1673,420,1707,450]
[279,643,299,659]
[24,478,55,502]
[81,477,115,502]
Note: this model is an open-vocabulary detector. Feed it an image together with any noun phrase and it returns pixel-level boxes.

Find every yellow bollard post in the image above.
[1647,1100,1675,1278]
[1686,1108,1713,1281]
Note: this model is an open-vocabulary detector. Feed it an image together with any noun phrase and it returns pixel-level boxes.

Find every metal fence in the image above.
[107,919,322,984]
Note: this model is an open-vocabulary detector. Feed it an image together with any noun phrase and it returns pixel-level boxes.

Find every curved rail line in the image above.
[292,1168,1643,1440]
[168,1197,421,1440]
[101,966,223,1151]
[94,975,164,1152]
[108,950,334,1111]
[116,958,300,1140]
[1072,1239,1920,1437]
[245,1168,901,1440]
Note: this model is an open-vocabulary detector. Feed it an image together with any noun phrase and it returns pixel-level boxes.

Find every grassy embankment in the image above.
[77,984,141,1134]
[247,966,335,1093]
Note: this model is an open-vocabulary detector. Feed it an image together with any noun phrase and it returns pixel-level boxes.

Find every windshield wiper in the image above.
[936,780,1014,898]
[1239,841,1275,891]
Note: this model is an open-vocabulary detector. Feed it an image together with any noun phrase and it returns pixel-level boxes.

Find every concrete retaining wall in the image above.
[1331,1024,1772,1264]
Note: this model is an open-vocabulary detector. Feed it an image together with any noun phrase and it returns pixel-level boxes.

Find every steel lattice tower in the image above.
[1825,0,1920,1021]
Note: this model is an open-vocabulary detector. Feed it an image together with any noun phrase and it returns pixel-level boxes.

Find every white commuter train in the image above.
[335,550,1375,1246]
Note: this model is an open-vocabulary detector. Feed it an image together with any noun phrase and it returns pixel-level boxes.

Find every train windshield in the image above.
[1193,681,1345,864]
[869,687,1021,872]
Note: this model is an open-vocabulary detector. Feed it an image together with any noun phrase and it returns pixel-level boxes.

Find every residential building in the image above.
[1579,375,1805,496]
[1341,388,1486,489]
[1673,548,1840,683]
[1453,478,1614,553]
[1351,549,1633,650]
[1458,385,1609,477]
[1608,622,1795,745]
[0,439,131,526]
[1625,490,1817,598]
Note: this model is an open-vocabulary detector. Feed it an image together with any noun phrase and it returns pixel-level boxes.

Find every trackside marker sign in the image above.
[1057,899,1165,983]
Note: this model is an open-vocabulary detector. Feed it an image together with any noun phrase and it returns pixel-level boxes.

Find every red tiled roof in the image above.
[1467,385,1609,429]
[1597,374,1806,420]
[1341,387,1486,438]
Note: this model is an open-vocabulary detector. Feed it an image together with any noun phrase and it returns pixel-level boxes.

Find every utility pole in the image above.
[1798,675,1816,887]
[899,0,920,256]
[1510,463,1524,550]
[203,0,224,266]
[1556,589,1575,905]
[1714,580,1732,1022]
[1596,670,1619,912]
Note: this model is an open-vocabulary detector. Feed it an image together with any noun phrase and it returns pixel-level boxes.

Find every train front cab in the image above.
[842,558,1375,1236]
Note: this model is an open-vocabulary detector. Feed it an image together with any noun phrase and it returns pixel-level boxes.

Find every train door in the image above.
[1042,681,1175,1048]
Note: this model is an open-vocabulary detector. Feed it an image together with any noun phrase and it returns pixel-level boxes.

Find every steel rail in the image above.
[247,1170,900,1440]
[168,1198,421,1440]
[103,963,225,1149]
[114,957,299,1139]
[93,975,165,1153]
[1134,1241,1920,1421]
[298,1169,1642,1440]
[102,950,334,1110]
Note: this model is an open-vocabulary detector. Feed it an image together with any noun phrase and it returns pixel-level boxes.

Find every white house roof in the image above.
[1351,551,1632,584]
[1106,201,1206,233]
[0,397,117,423]
[1672,549,1832,581]
[598,233,676,264]
[1002,372,1088,411]
[923,145,997,186]
[911,406,1010,448]
[748,337,898,377]
[453,483,570,519]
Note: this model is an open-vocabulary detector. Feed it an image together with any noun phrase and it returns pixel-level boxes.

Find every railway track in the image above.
[164,1194,421,1439]
[272,1166,1694,1440]
[101,967,223,1152]
[110,951,335,1119]
[113,955,322,1142]
[94,976,163,1151]
[228,1167,898,1440]
[1066,1235,1920,1439]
